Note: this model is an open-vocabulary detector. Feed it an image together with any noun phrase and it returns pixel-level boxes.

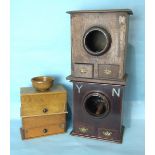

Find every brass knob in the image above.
[80,68,87,73]
[43,108,48,113]
[79,127,88,133]
[102,131,112,136]
[43,129,48,133]
[104,69,111,75]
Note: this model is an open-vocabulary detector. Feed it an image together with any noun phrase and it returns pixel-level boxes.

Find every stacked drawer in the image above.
[20,85,67,139]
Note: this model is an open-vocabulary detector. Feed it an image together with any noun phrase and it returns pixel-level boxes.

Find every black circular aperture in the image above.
[83,27,111,56]
[84,93,110,118]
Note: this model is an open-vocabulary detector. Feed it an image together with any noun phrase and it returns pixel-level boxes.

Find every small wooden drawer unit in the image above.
[20,84,67,139]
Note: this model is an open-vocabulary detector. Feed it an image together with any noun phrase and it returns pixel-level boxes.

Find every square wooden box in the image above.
[20,85,67,139]
[71,81,125,143]
[67,9,133,80]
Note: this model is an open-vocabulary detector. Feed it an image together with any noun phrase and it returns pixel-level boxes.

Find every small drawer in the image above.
[22,113,67,129]
[21,123,66,139]
[98,128,121,141]
[98,64,119,79]
[73,63,93,78]
[74,123,94,136]
[21,92,67,117]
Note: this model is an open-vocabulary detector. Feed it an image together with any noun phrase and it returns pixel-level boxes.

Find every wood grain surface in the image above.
[22,113,67,129]
[69,11,131,80]
[66,75,127,85]
[20,85,67,117]
[21,123,66,139]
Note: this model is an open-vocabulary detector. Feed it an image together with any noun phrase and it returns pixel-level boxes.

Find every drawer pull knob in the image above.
[104,69,111,75]
[102,131,112,136]
[80,68,87,73]
[43,129,48,133]
[43,108,48,113]
[79,127,88,133]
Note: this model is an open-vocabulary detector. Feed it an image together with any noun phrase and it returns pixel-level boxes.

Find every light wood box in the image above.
[20,84,67,139]
[20,85,67,117]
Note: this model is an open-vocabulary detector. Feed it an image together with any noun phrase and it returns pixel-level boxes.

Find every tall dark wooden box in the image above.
[67,9,133,143]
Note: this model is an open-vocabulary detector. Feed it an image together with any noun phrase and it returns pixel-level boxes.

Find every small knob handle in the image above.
[43,108,48,113]
[104,69,111,75]
[43,129,48,133]
[102,131,112,136]
[80,68,87,73]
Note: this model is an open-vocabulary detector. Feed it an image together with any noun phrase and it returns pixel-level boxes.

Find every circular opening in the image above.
[83,27,111,56]
[84,93,109,117]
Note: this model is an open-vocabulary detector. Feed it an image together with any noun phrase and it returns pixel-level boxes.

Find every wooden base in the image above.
[70,126,124,144]
[66,75,127,85]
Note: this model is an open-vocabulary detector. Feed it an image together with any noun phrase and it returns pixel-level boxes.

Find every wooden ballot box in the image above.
[20,85,67,139]
[67,9,133,81]
[71,82,124,143]
[67,9,133,143]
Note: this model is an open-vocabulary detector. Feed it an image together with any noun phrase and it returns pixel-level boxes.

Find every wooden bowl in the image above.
[31,76,54,91]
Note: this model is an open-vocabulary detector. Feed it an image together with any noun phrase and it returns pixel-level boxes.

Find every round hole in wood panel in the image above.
[83,27,111,56]
[83,93,110,118]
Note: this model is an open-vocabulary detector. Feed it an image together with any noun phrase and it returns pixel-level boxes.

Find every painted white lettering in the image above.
[75,84,83,94]
[112,88,120,97]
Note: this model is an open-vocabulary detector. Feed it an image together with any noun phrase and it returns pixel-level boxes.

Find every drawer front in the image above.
[22,123,66,139]
[98,128,121,141]
[22,113,67,129]
[98,64,119,79]
[21,93,67,117]
[73,63,93,78]
[74,123,94,136]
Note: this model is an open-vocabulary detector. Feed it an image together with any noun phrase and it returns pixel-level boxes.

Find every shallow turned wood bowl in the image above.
[31,76,54,91]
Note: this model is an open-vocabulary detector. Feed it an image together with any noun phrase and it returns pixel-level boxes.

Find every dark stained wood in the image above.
[66,74,127,85]
[98,64,119,79]
[74,63,93,78]
[67,9,133,15]
[68,10,132,80]
[71,126,124,143]
[71,81,125,143]
[66,9,132,143]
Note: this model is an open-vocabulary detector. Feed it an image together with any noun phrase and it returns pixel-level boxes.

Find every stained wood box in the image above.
[71,81,124,143]
[67,9,133,80]
[20,85,67,139]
